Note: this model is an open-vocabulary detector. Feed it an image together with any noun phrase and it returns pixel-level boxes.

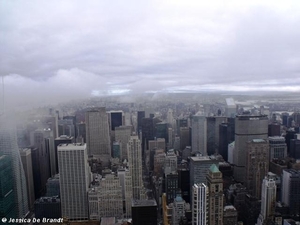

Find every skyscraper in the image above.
[256,175,277,225]
[0,116,29,218]
[85,108,111,165]
[19,148,35,210]
[206,164,224,225]
[191,113,207,155]
[245,139,269,199]
[269,136,287,160]
[115,125,132,160]
[127,136,143,200]
[192,183,208,225]
[234,114,268,183]
[58,143,90,220]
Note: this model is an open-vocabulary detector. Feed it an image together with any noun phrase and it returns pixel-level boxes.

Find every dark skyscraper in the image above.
[132,199,157,225]
[110,111,123,131]
[137,111,145,133]
[268,123,281,137]
[141,117,155,152]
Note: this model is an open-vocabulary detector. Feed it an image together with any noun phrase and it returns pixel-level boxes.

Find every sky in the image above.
[1,0,300,107]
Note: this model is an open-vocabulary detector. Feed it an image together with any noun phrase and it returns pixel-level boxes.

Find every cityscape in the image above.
[1,1,300,225]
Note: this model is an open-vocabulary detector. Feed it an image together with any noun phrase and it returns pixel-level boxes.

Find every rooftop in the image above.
[132,199,157,207]
[210,164,220,173]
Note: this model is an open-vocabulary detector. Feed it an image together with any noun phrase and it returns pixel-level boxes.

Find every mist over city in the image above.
[1,1,300,225]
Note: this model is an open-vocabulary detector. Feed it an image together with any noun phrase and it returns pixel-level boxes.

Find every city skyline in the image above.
[1,1,300,108]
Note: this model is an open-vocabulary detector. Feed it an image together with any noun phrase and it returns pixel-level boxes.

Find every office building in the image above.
[58,143,90,220]
[290,139,300,159]
[137,111,145,134]
[108,111,123,131]
[115,125,132,160]
[256,175,277,225]
[45,174,60,197]
[223,205,238,225]
[207,116,227,156]
[234,115,268,183]
[281,169,300,216]
[54,135,73,173]
[0,154,16,219]
[190,156,219,187]
[141,117,155,152]
[172,194,187,225]
[269,136,287,160]
[131,199,157,225]
[268,124,281,137]
[155,122,169,144]
[178,165,190,203]
[180,127,190,151]
[34,196,61,220]
[127,136,143,200]
[219,119,235,161]
[149,138,166,151]
[85,108,111,165]
[58,117,75,137]
[112,141,121,159]
[19,148,35,210]
[164,149,177,175]
[192,183,208,225]
[88,174,123,220]
[225,98,236,118]
[153,150,165,177]
[165,173,178,204]
[245,139,269,199]
[207,164,224,225]
[0,117,29,218]
[191,113,207,155]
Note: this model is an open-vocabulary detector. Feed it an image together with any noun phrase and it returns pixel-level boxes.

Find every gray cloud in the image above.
[1,0,300,107]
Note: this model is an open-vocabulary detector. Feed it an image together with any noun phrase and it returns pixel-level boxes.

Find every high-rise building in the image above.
[155,122,169,144]
[115,125,132,160]
[45,174,60,197]
[54,135,73,174]
[192,183,208,225]
[234,115,268,183]
[137,111,145,133]
[180,127,190,151]
[207,164,224,225]
[131,199,157,225]
[269,136,287,160]
[149,138,166,151]
[164,149,177,175]
[190,156,219,186]
[112,141,121,159]
[88,174,123,220]
[165,173,178,204]
[268,124,280,137]
[58,143,90,220]
[108,111,123,131]
[127,136,143,200]
[85,108,111,165]
[34,196,61,220]
[19,148,35,210]
[141,117,155,152]
[256,175,277,225]
[0,117,29,218]
[0,154,16,219]
[281,169,300,216]
[178,164,190,204]
[191,113,207,155]
[289,139,300,159]
[219,119,235,161]
[245,139,269,199]
[223,205,238,225]
[172,194,187,225]
[225,98,236,118]
[207,116,227,156]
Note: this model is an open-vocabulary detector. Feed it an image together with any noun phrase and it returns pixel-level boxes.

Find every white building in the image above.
[256,175,277,225]
[88,174,123,220]
[164,149,177,175]
[192,183,208,225]
[172,195,187,225]
[191,113,207,155]
[58,143,90,220]
[115,125,132,160]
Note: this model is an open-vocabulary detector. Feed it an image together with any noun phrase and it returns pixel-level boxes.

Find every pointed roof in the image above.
[209,164,220,173]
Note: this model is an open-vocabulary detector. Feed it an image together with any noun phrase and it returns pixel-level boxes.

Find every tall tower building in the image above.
[256,175,277,225]
[115,125,132,160]
[172,194,187,225]
[0,154,16,218]
[281,169,300,216]
[245,139,269,199]
[269,136,287,160]
[234,115,268,183]
[19,148,35,210]
[0,117,29,218]
[58,143,90,220]
[127,136,143,200]
[192,183,208,225]
[207,164,224,225]
[191,113,207,155]
[85,108,111,165]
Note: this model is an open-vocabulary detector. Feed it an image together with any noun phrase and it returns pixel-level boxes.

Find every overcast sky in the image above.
[1,0,300,107]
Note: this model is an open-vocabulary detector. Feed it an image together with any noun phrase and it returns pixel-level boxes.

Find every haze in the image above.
[1,0,300,108]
